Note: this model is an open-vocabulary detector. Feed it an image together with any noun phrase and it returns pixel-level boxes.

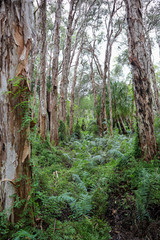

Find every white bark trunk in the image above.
[50,0,62,145]
[39,0,47,139]
[0,0,33,222]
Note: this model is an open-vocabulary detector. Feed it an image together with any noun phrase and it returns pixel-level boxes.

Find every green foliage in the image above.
[2,128,160,239]
[74,122,81,139]
[88,119,99,136]
[4,75,36,131]
[0,211,11,240]
[135,168,160,222]
[58,120,66,141]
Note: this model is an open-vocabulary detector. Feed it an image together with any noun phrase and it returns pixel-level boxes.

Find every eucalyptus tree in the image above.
[50,0,63,145]
[0,0,33,222]
[59,0,97,125]
[101,0,124,136]
[69,37,84,135]
[58,0,80,123]
[124,0,157,160]
[39,0,47,139]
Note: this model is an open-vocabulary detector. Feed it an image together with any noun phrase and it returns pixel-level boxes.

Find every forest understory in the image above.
[1,120,160,240]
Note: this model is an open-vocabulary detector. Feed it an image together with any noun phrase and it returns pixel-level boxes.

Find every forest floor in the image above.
[28,130,160,240]
[1,130,160,239]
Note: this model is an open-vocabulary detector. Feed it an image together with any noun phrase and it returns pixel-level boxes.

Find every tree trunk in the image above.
[107,59,113,136]
[0,0,33,222]
[76,71,83,123]
[69,40,83,135]
[90,51,101,135]
[50,0,62,145]
[101,68,108,135]
[119,117,127,135]
[47,53,52,132]
[144,28,160,114]
[32,72,39,119]
[155,27,160,58]
[39,0,47,140]
[116,119,122,134]
[124,0,157,160]
[101,0,122,136]
[59,0,77,123]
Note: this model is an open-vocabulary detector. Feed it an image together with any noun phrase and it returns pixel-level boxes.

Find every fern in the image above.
[12,229,36,240]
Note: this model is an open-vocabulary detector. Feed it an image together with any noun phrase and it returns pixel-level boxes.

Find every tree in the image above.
[69,37,84,135]
[0,0,33,222]
[59,0,79,123]
[39,0,47,139]
[50,0,63,145]
[124,0,157,160]
[101,0,123,136]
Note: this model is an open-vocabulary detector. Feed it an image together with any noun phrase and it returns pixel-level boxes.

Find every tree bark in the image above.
[108,58,113,136]
[145,28,160,114]
[50,0,62,145]
[0,0,33,222]
[101,0,122,136]
[124,0,157,160]
[59,0,78,123]
[76,71,83,123]
[39,0,47,140]
[119,117,127,135]
[69,39,83,135]
[32,71,39,119]
[90,57,101,132]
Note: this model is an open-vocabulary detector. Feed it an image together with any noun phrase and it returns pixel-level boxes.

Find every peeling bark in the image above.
[0,0,33,222]
[124,0,157,160]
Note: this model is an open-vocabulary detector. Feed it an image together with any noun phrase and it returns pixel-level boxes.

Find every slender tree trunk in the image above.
[116,118,122,134]
[144,28,160,114]
[0,0,33,222]
[32,72,39,119]
[90,53,101,134]
[124,0,157,160]
[59,0,77,123]
[155,28,160,58]
[107,58,113,136]
[47,53,52,132]
[101,67,108,135]
[76,72,83,123]
[50,0,62,145]
[101,0,122,136]
[39,0,47,140]
[69,40,83,135]
[119,117,127,135]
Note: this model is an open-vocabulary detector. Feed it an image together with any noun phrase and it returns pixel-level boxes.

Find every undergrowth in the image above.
[1,128,160,239]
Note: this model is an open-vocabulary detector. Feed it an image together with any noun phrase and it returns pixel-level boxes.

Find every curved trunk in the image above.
[124,0,157,160]
[0,0,33,222]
